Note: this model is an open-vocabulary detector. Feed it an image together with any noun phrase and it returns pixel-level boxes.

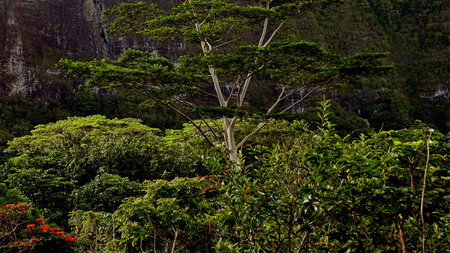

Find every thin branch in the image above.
[215,37,242,49]
[420,129,432,253]
[208,66,227,106]
[237,64,266,106]
[281,84,308,100]
[258,0,271,47]
[198,88,219,98]
[429,234,450,251]
[199,7,213,27]
[246,137,270,147]
[396,215,407,253]
[278,73,346,113]
[214,21,238,44]
[175,97,197,109]
[171,228,179,253]
[207,114,224,133]
[200,114,229,152]
[280,85,321,113]
[259,17,269,47]
[266,84,286,114]
[113,212,116,252]
[262,13,301,48]
[147,216,170,244]
[266,84,309,114]
[128,85,219,151]
[236,119,271,149]
[154,234,157,253]
[296,231,309,253]
[225,76,241,104]
[208,17,216,33]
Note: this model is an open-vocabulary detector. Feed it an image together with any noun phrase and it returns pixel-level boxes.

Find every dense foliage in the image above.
[1,116,206,229]
[2,101,449,252]
[1,0,450,251]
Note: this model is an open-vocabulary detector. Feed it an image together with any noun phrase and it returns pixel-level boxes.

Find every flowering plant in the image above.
[0,203,78,252]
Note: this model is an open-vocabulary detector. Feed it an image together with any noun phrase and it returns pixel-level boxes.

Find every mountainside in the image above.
[0,0,186,101]
[0,0,449,133]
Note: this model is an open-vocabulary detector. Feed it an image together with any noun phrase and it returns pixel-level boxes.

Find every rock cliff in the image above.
[0,0,186,102]
[0,0,449,116]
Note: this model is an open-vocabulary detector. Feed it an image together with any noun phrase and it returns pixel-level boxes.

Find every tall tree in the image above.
[58,0,392,167]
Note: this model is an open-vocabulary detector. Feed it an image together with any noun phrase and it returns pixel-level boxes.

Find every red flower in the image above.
[26,224,36,228]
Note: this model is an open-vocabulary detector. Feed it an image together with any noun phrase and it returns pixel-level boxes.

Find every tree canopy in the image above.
[58,0,393,167]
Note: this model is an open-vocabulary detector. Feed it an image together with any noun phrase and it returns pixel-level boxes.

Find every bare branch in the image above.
[262,14,300,47]
[265,84,309,114]
[259,17,269,47]
[209,66,227,106]
[236,120,271,150]
[420,129,432,253]
[280,85,321,114]
[198,88,219,98]
[214,21,238,44]
[175,97,197,109]
[171,228,179,253]
[225,76,241,104]
[279,73,343,114]
[266,84,286,114]
[258,0,271,47]
[282,84,308,99]
[200,115,230,153]
[208,17,216,33]
[128,85,220,151]
[237,64,266,106]
[147,215,170,244]
[215,37,241,49]
[199,7,213,27]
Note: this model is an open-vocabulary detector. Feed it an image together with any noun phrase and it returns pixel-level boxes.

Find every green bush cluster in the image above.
[1,101,450,251]
[1,116,206,230]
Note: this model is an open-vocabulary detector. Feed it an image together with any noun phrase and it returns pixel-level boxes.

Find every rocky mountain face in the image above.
[0,0,186,102]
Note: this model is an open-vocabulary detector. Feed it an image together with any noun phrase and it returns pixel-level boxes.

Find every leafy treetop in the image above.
[6,115,159,153]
